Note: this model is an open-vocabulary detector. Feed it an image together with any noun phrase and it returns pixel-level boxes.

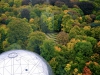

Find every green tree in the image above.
[83,26,92,36]
[89,0,100,9]
[40,39,55,61]
[33,8,42,17]
[0,2,10,13]
[0,25,7,53]
[86,36,97,47]
[53,46,73,75]
[91,26,100,41]
[7,18,32,44]
[49,57,58,74]
[21,9,30,20]
[69,26,85,40]
[27,31,46,54]
[40,9,54,32]
[0,34,3,53]
[54,14,62,32]
[84,15,92,23]
[14,0,22,7]
[61,14,74,33]
[61,4,68,10]
[74,41,93,57]
[8,0,14,6]
[5,43,21,51]
[0,14,8,24]
[96,15,100,20]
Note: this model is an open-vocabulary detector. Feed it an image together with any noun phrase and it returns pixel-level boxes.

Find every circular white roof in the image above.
[0,50,53,75]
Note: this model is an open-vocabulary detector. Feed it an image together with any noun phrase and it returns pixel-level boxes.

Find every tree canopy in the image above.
[0,0,100,75]
[7,18,32,44]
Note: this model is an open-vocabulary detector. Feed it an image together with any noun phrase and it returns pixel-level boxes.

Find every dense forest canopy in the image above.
[0,0,100,75]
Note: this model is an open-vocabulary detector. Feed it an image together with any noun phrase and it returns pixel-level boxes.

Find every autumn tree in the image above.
[94,41,100,54]
[88,61,100,75]
[67,8,84,19]
[56,31,69,45]
[82,66,92,75]
[83,26,92,36]
[47,44,69,75]
[67,38,80,51]
[90,53,100,63]
[84,15,92,23]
